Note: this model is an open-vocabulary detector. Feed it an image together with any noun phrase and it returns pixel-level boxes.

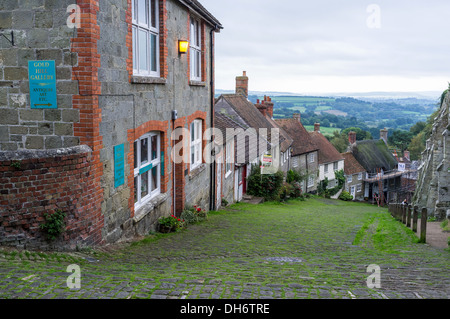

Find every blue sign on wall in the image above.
[114,144,125,188]
[28,60,57,109]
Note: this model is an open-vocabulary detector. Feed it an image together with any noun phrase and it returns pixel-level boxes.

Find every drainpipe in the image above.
[209,24,218,211]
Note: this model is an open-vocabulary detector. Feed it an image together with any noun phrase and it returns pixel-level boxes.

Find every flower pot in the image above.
[159,225,173,233]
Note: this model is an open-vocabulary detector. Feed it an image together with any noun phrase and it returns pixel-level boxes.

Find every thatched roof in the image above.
[350,139,398,173]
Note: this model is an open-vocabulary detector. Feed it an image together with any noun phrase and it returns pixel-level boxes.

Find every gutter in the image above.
[209,24,219,211]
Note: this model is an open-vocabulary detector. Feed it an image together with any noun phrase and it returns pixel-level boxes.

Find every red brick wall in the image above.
[0,148,103,249]
[66,0,105,248]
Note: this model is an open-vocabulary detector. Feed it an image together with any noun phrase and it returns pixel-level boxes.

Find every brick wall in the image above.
[0,146,103,250]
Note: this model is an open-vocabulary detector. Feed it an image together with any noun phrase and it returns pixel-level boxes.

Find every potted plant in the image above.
[158,215,184,233]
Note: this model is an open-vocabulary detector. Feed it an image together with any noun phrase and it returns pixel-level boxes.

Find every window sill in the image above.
[189,80,206,87]
[131,75,167,85]
[133,192,168,223]
[189,163,207,180]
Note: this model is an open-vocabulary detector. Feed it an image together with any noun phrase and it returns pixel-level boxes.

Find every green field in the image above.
[304,125,341,136]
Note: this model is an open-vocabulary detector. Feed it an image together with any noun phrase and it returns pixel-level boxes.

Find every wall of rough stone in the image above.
[414,93,450,220]
[96,0,214,242]
[0,145,104,250]
[0,0,80,151]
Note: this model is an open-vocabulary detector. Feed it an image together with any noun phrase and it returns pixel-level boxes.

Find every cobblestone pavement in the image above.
[0,198,449,300]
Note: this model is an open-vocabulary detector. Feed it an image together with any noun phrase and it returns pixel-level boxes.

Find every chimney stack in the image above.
[236,71,249,98]
[293,113,301,122]
[348,131,357,145]
[255,99,267,117]
[380,128,388,145]
[263,95,274,118]
[314,123,320,133]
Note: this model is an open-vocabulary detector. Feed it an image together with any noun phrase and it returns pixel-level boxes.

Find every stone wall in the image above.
[0,0,80,151]
[0,145,103,250]
[413,92,450,220]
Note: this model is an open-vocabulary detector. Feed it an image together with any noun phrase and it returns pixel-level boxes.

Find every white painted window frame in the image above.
[134,132,161,209]
[132,0,160,77]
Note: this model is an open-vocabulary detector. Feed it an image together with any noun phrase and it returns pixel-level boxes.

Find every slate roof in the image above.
[309,131,344,165]
[215,94,286,154]
[264,115,293,153]
[214,110,261,165]
[341,152,366,176]
[275,118,319,156]
[349,139,398,173]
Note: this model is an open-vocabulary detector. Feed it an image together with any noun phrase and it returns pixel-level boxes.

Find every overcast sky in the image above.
[200,0,450,95]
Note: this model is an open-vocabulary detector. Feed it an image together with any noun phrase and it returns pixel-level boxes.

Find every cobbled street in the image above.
[0,198,449,300]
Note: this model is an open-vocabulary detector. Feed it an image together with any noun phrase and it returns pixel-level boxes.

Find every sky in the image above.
[200,0,450,95]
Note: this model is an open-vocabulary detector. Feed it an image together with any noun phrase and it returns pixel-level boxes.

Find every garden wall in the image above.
[0,145,104,250]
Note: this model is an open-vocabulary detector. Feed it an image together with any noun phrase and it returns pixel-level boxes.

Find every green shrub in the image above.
[289,181,302,198]
[158,215,184,233]
[247,164,284,201]
[339,191,353,201]
[40,209,66,241]
[221,198,229,207]
[180,206,208,226]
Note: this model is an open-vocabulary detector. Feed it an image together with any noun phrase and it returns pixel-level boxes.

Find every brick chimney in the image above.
[263,95,274,118]
[380,128,388,145]
[348,131,356,145]
[314,123,320,132]
[255,98,267,117]
[236,71,249,98]
[293,113,301,122]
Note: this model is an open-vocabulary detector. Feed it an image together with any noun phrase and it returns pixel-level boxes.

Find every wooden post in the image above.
[412,206,418,233]
[407,205,411,228]
[419,207,427,243]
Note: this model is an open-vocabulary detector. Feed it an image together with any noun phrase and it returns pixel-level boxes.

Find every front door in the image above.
[350,186,356,199]
[242,165,247,194]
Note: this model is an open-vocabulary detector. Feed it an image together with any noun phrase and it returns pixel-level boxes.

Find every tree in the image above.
[329,130,349,153]
[388,130,414,152]
[409,121,426,135]
[408,132,426,160]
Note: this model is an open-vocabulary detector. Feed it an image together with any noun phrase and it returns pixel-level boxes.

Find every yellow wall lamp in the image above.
[178,40,189,54]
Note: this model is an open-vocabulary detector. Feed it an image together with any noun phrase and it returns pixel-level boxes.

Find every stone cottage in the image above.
[308,123,345,191]
[275,114,319,194]
[0,0,222,250]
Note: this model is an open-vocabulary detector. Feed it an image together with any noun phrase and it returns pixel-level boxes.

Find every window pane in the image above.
[151,166,158,191]
[141,171,149,199]
[196,145,201,164]
[138,29,148,72]
[151,0,157,28]
[191,146,195,164]
[134,141,138,168]
[151,135,158,161]
[191,123,195,142]
[196,21,200,46]
[134,176,138,203]
[138,0,148,25]
[150,33,157,72]
[132,27,137,70]
[141,137,148,164]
